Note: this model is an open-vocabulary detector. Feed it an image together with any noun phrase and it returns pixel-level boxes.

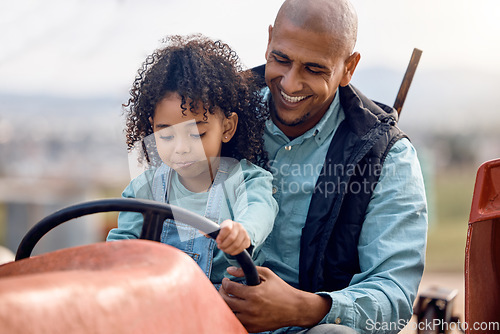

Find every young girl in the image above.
[107,35,278,285]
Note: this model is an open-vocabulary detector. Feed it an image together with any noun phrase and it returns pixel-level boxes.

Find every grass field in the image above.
[424,167,477,272]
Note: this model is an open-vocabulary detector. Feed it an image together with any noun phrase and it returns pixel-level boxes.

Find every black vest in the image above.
[251,65,407,292]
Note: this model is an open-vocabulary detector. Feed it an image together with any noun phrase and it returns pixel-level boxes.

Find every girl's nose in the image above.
[173,138,191,154]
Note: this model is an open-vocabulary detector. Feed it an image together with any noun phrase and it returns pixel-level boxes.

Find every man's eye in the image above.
[306,67,322,74]
[273,55,289,64]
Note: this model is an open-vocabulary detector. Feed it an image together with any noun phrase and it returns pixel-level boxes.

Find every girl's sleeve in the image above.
[106,171,155,241]
[229,160,278,254]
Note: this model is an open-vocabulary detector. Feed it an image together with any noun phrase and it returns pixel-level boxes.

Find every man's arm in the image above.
[316,138,428,333]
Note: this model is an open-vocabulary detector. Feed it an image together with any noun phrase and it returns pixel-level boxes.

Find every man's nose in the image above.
[280,65,303,94]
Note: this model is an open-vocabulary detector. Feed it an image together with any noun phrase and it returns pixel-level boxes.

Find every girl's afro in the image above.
[124,34,268,167]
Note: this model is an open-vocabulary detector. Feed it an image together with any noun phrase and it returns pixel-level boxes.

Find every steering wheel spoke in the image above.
[140,212,171,241]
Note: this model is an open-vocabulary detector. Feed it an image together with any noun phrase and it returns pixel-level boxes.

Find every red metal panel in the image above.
[0,240,248,334]
[469,159,500,223]
[465,159,500,334]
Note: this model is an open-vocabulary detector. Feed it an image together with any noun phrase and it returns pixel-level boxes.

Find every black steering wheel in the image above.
[15,198,260,286]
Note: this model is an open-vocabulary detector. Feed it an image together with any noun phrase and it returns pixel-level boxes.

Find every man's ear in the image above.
[222,112,238,143]
[340,52,361,87]
[265,25,273,60]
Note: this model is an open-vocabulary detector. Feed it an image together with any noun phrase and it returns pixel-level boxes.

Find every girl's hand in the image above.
[216,220,251,255]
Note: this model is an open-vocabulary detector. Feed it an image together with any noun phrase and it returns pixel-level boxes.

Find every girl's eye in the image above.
[160,135,173,141]
[191,132,206,139]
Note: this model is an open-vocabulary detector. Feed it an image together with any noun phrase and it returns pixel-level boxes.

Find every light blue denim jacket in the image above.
[156,159,230,278]
[107,158,278,284]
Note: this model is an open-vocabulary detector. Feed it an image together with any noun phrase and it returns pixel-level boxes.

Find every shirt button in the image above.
[335,317,341,324]
[285,145,292,151]
[272,186,277,194]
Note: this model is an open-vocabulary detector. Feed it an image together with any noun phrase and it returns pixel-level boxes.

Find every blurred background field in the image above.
[1,1,499,317]
[426,168,475,272]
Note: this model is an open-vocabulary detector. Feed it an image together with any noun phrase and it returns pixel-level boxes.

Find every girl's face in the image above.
[151,93,237,192]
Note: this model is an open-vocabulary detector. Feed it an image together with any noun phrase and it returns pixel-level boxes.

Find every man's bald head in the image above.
[273,0,358,58]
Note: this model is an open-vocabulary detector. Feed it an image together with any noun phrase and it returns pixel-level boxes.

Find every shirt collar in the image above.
[262,87,343,147]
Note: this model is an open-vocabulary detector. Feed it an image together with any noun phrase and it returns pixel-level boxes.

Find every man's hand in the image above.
[216,220,251,256]
[219,266,332,333]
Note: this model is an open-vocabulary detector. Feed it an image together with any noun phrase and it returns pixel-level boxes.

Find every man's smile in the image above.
[280,90,310,104]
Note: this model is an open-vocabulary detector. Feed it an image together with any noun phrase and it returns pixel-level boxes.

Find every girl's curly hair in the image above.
[124,34,268,168]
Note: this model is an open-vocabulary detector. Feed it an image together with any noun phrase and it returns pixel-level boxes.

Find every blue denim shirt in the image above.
[261,89,344,284]
[261,88,427,334]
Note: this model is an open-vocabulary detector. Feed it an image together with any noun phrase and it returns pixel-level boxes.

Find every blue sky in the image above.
[1,0,499,97]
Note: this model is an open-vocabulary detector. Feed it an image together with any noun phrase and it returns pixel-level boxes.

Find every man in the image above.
[220,0,428,333]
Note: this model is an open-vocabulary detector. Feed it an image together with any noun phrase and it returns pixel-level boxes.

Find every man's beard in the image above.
[269,96,310,127]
